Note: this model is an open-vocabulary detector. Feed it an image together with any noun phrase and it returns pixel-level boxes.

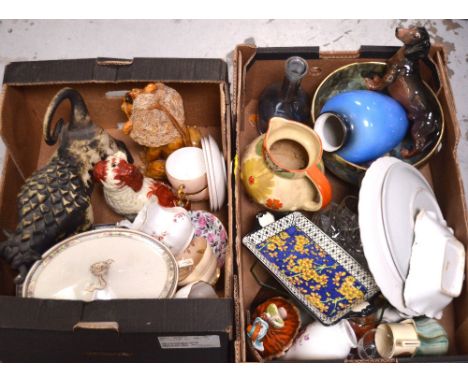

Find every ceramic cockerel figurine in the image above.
[0,88,128,282]
[93,151,184,217]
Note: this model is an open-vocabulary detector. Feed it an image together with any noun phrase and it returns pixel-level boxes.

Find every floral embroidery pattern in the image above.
[255,225,367,319]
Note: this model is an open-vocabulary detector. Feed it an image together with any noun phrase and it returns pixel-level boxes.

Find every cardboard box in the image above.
[233,44,468,362]
[0,57,235,362]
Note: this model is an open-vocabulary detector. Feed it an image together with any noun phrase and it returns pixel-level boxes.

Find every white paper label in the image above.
[158,335,221,349]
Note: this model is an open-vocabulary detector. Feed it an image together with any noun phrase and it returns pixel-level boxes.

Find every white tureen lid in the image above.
[22,228,178,301]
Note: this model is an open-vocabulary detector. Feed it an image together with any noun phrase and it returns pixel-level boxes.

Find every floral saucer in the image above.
[243,212,379,325]
[189,210,228,267]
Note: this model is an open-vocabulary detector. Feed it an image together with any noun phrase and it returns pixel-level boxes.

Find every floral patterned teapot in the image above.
[240,117,332,212]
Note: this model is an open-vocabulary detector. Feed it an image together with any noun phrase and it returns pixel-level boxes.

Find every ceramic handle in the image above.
[305,165,332,209]
[398,339,421,348]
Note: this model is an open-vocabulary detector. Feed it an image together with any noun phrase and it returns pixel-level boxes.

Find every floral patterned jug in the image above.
[240,117,332,212]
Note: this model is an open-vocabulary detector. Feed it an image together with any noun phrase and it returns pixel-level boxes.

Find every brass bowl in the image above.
[311,62,444,185]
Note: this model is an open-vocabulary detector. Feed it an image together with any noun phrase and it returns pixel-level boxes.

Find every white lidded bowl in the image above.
[22,228,178,301]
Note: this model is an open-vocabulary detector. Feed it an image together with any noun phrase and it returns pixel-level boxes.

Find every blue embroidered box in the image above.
[243,212,379,325]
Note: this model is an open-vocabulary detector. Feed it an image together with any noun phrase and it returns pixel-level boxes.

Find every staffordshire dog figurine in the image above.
[365,26,441,159]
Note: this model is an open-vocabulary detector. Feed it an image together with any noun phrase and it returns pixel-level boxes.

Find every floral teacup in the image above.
[119,197,194,256]
[189,210,228,266]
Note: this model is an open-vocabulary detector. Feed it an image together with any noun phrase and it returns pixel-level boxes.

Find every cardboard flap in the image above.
[82,298,233,334]
[254,46,320,60]
[232,45,256,121]
[0,296,84,331]
[246,46,320,71]
[0,296,234,362]
[0,296,233,335]
[3,57,228,85]
[359,45,400,58]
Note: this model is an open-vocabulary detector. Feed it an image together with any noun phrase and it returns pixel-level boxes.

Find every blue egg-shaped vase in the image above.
[314,90,409,164]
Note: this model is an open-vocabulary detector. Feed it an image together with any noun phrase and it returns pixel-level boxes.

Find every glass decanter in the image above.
[257,56,311,134]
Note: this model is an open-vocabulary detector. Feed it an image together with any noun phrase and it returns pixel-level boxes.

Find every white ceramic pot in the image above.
[282,320,357,361]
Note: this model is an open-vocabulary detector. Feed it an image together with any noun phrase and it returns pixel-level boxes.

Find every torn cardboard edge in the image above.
[3,57,228,85]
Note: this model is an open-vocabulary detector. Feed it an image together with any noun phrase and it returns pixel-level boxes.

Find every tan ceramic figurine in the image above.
[121,83,201,179]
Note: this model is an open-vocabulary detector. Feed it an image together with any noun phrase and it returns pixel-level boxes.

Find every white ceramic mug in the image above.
[282,320,357,361]
[375,320,420,359]
[404,209,465,319]
[166,147,209,201]
[119,197,194,256]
